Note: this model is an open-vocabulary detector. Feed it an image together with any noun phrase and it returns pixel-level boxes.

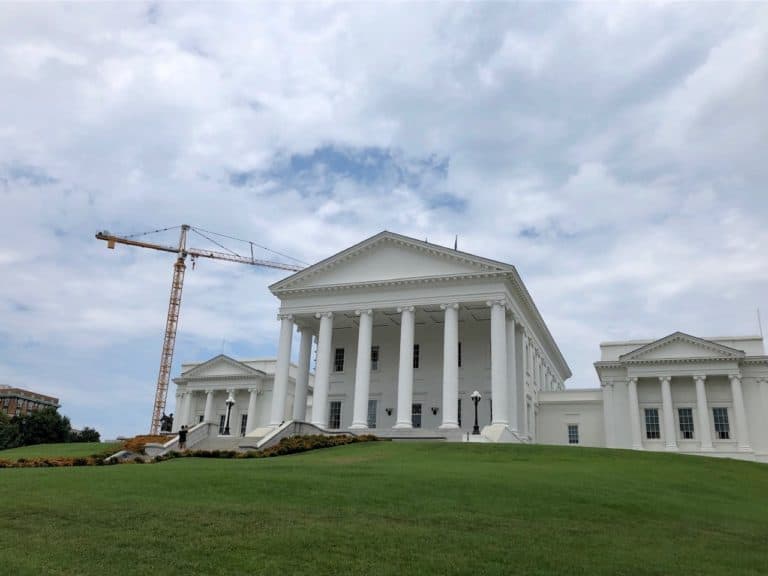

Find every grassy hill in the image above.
[0,442,766,575]
[0,441,122,461]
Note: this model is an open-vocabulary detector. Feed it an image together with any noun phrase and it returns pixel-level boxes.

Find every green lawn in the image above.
[0,441,122,461]
[0,442,766,576]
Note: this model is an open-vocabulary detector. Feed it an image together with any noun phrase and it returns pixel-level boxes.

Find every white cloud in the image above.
[0,2,766,437]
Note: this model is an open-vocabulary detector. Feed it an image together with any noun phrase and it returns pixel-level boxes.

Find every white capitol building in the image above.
[172,231,768,462]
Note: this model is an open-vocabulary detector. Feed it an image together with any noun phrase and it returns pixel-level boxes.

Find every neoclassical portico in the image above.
[266,231,570,441]
[595,332,767,458]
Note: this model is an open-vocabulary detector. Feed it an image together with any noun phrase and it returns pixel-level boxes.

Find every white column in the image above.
[186,391,197,426]
[628,377,643,450]
[173,393,184,431]
[488,299,508,425]
[394,306,415,429]
[521,331,529,435]
[246,386,259,434]
[311,312,334,428]
[203,389,215,423]
[761,378,768,421]
[601,381,615,448]
[293,328,313,421]
[660,376,677,451]
[351,309,374,429]
[729,374,751,452]
[693,375,713,451]
[270,313,294,426]
[506,315,518,432]
[439,303,460,429]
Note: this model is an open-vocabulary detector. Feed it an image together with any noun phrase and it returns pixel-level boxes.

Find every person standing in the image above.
[178,425,188,450]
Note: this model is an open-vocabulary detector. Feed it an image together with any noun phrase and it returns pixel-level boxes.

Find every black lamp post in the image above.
[223,392,235,436]
[471,390,481,435]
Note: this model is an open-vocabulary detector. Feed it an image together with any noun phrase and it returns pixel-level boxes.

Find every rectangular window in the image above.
[412,403,422,429]
[367,399,377,428]
[458,342,462,367]
[489,399,493,423]
[413,344,420,369]
[371,346,379,371]
[458,398,462,427]
[240,414,248,437]
[329,401,342,429]
[334,348,345,372]
[678,408,695,440]
[219,414,226,435]
[198,414,204,423]
[567,424,579,445]
[713,407,730,439]
[644,408,660,439]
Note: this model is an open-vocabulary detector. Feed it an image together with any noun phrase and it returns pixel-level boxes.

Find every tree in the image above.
[0,412,19,450]
[14,408,71,446]
[69,427,101,443]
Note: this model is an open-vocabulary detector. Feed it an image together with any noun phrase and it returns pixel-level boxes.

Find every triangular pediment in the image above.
[270,231,514,293]
[180,354,266,379]
[620,332,745,362]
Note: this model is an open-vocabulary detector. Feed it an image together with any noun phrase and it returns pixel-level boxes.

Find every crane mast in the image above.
[95,224,303,434]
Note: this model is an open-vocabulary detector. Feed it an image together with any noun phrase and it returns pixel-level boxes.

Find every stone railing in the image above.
[144,422,218,457]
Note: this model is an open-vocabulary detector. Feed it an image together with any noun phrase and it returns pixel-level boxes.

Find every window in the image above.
[367,399,377,428]
[644,408,660,439]
[489,399,493,423]
[240,414,248,437]
[567,424,579,445]
[678,408,695,440]
[198,415,204,423]
[334,348,345,372]
[219,414,226,435]
[458,398,462,427]
[329,401,342,429]
[371,346,380,371]
[458,342,462,367]
[412,403,422,428]
[713,407,730,439]
[413,344,420,369]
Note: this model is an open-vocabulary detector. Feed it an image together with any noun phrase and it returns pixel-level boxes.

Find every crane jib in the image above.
[95,226,304,434]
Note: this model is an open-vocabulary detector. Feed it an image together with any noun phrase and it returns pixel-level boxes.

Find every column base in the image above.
[392,422,412,429]
[349,423,369,430]
[738,444,753,453]
[700,443,714,452]
[438,422,459,430]
[631,443,644,451]
[665,443,678,452]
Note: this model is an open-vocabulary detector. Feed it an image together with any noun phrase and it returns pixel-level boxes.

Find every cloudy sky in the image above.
[2,2,767,438]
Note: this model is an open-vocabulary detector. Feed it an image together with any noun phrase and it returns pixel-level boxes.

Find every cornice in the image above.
[274,271,511,296]
[174,374,266,384]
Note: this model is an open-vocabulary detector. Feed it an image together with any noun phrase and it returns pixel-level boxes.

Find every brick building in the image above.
[0,386,60,417]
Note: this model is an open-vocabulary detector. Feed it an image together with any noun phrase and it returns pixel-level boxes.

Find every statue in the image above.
[160,413,174,433]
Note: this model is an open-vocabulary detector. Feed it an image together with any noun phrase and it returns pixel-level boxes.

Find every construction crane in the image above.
[95,224,304,434]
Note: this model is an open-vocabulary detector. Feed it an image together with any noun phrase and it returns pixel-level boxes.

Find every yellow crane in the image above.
[95,224,304,434]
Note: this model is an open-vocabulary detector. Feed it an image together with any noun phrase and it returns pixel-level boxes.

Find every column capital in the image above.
[226,388,235,394]
[627,376,638,385]
[205,388,214,395]
[486,299,507,309]
[248,386,262,394]
[658,375,672,384]
[440,302,460,310]
[315,311,334,319]
[693,374,706,383]
[728,373,742,383]
[296,324,314,334]
[355,309,373,317]
[396,305,415,313]
[277,313,293,321]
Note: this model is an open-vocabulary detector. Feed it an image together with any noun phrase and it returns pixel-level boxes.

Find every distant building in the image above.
[0,386,60,417]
